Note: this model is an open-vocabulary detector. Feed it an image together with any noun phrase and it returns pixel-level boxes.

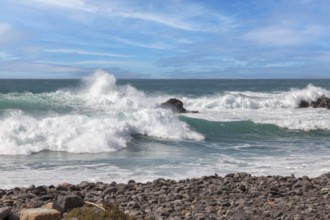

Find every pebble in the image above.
[0,172,329,219]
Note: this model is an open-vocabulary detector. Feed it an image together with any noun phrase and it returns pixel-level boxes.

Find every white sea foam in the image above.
[0,70,204,155]
[1,146,328,188]
[1,72,330,188]
[183,84,330,131]
[0,109,204,155]
[1,70,329,152]
[182,84,330,110]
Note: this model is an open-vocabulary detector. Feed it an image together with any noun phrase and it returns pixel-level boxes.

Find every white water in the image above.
[1,71,330,155]
[0,71,330,188]
[1,144,328,188]
[0,70,204,155]
[182,84,330,131]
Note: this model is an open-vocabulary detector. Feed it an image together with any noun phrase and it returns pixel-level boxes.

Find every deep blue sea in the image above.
[1,70,330,188]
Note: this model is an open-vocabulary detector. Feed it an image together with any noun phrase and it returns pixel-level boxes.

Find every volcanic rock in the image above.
[311,97,330,108]
[160,98,199,113]
[299,96,330,109]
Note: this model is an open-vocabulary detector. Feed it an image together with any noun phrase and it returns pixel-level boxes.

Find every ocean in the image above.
[0,70,330,189]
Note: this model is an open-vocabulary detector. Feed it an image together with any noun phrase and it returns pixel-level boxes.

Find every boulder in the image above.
[57,195,84,212]
[160,98,187,113]
[311,97,330,109]
[299,97,330,109]
[20,208,61,220]
[299,100,309,108]
[160,98,199,113]
[0,207,11,219]
[42,202,63,213]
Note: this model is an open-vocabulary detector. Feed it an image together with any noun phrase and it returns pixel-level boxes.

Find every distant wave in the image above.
[181,84,330,131]
[182,84,330,110]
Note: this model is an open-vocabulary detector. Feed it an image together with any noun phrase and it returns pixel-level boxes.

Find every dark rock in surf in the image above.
[299,100,309,108]
[161,98,187,113]
[160,98,199,113]
[299,97,330,109]
[311,97,330,109]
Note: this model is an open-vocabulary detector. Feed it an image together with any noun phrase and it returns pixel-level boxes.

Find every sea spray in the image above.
[180,84,330,131]
[0,70,203,155]
[182,84,330,110]
[82,69,117,96]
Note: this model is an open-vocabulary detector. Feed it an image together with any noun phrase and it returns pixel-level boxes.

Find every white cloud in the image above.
[74,60,154,69]
[0,51,16,61]
[262,62,302,68]
[33,0,96,12]
[30,0,233,32]
[0,23,15,44]
[244,25,323,46]
[0,22,26,45]
[44,48,132,58]
[0,23,11,35]
[1,61,81,74]
[109,11,197,32]
[107,5,234,32]
[314,52,330,62]
[111,36,171,50]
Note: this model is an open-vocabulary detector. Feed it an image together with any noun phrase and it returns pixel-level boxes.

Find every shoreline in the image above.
[1,172,330,219]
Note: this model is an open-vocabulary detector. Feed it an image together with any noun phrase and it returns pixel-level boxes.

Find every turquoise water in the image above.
[0,71,330,188]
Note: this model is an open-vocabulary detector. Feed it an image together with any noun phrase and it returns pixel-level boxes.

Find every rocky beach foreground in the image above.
[0,172,330,220]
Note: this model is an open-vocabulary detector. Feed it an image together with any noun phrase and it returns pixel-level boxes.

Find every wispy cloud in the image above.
[73,60,157,72]
[0,23,19,45]
[30,0,233,32]
[2,1,330,78]
[0,60,84,78]
[108,10,209,32]
[1,61,80,73]
[33,0,96,12]
[74,60,148,66]
[0,23,11,35]
[0,51,17,61]
[111,36,171,50]
[44,48,132,58]
[244,25,324,46]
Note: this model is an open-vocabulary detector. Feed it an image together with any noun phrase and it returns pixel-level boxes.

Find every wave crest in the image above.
[183,83,330,110]
[0,70,204,155]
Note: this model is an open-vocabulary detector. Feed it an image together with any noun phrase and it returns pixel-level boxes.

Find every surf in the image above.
[0,70,204,155]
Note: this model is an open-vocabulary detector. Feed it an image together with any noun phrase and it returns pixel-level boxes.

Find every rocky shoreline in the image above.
[1,172,330,220]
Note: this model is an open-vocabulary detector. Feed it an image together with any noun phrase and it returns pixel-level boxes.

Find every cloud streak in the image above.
[0,51,16,61]
[44,48,133,58]
[244,25,324,46]
[0,23,20,45]
[31,0,232,32]
[33,0,96,12]
[111,36,172,50]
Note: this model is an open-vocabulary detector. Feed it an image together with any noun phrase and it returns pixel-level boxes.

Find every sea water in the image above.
[0,70,329,188]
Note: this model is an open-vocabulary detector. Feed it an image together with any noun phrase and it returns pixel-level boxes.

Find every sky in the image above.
[0,0,330,79]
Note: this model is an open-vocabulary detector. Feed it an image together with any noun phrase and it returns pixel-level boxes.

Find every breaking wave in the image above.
[1,70,330,155]
[0,70,204,155]
[183,84,330,110]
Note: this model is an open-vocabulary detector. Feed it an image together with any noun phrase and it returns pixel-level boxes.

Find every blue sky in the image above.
[0,0,330,78]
